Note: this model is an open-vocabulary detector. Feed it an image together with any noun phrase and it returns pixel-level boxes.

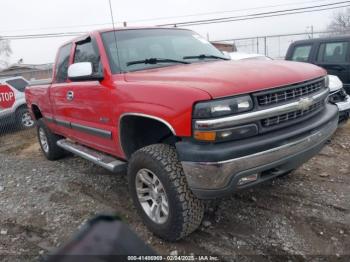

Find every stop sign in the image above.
[0,84,16,109]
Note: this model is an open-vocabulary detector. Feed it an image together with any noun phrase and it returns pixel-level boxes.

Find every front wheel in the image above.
[128,144,204,241]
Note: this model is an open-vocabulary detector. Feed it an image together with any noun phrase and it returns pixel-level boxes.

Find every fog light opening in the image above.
[238,173,259,186]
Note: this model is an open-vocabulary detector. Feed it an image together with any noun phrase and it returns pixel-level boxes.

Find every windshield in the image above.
[101,29,226,73]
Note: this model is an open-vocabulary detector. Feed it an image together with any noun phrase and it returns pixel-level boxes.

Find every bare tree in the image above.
[0,37,12,69]
[327,7,350,35]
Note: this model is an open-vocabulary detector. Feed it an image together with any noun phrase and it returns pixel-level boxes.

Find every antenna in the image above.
[108,0,122,72]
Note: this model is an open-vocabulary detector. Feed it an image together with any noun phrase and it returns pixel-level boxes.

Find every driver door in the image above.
[65,36,116,155]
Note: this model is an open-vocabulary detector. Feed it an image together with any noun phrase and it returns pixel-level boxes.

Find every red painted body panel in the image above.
[25,28,327,160]
[124,60,326,99]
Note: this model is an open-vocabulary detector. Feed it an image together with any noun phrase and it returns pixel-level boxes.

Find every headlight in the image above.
[327,75,343,93]
[193,95,253,119]
[193,95,255,142]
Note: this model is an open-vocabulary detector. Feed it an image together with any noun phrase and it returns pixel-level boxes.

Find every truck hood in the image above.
[124,60,326,98]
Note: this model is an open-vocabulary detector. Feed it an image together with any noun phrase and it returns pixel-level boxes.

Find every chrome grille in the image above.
[257,78,325,106]
[261,101,324,127]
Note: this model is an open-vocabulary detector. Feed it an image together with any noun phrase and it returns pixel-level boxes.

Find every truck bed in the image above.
[29,78,52,86]
[25,81,52,118]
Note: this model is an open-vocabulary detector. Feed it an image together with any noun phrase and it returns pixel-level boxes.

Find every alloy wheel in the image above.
[21,112,35,128]
[135,168,169,224]
[39,128,49,153]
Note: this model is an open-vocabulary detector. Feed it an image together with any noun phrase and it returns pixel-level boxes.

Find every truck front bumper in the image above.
[176,104,338,199]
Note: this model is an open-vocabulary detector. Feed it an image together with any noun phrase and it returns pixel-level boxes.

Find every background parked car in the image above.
[285,36,350,95]
[0,76,35,130]
[328,75,350,123]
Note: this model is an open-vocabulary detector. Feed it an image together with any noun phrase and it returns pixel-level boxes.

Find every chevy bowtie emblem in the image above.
[298,97,314,111]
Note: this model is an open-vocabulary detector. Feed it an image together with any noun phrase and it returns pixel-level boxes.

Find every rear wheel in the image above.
[16,107,35,129]
[37,119,66,160]
[128,144,204,241]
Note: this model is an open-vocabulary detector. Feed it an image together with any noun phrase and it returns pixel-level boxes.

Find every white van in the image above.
[0,76,34,129]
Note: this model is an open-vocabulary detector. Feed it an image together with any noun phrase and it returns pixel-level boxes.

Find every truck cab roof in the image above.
[290,35,350,46]
[62,27,190,46]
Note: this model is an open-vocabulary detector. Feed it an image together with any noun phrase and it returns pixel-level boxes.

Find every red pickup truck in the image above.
[26,27,338,241]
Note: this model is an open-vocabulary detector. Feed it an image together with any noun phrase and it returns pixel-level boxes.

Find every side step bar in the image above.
[57,139,127,173]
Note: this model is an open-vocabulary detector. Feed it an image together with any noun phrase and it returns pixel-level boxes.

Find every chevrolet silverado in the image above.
[25,28,339,241]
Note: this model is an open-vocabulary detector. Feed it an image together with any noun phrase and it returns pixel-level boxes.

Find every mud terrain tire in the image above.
[128,144,204,241]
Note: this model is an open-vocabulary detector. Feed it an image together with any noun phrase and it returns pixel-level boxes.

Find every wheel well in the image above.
[120,116,177,159]
[15,104,29,112]
[31,105,43,120]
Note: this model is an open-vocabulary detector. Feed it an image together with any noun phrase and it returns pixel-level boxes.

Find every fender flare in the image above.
[119,112,176,135]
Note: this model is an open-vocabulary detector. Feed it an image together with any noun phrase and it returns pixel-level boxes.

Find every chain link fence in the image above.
[214,30,340,59]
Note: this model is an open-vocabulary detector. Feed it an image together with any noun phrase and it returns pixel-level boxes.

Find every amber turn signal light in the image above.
[194,131,216,141]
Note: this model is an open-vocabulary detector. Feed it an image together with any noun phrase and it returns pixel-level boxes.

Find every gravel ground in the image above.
[0,122,349,261]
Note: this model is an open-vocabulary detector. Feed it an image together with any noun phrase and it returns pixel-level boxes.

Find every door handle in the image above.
[66,91,74,101]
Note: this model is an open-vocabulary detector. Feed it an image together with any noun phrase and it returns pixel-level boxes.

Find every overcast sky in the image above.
[0,0,345,64]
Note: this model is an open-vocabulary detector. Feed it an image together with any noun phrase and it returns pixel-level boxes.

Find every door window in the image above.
[55,44,72,83]
[317,42,349,63]
[74,38,101,73]
[291,45,312,62]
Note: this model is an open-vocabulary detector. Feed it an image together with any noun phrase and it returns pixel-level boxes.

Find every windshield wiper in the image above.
[183,54,230,60]
[127,58,190,67]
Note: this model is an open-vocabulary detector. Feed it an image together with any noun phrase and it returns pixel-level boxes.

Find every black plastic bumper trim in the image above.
[44,117,112,139]
[71,123,112,139]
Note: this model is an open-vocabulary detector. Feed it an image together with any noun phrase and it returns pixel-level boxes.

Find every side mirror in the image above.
[68,62,103,82]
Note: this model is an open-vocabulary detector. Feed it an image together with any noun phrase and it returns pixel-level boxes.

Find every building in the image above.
[211,41,237,52]
[0,63,53,81]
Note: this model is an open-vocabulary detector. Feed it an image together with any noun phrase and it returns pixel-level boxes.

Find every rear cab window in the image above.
[290,45,313,62]
[317,41,349,64]
[55,43,72,83]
